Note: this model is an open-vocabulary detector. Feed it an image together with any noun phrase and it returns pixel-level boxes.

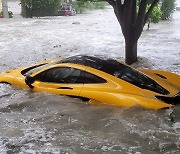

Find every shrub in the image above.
[73,0,107,14]
[72,1,87,14]
[161,0,176,20]
[137,4,162,30]
[147,5,162,29]
[21,0,62,18]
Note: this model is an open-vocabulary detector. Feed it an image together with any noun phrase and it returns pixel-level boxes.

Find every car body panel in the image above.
[33,81,83,96]
[0,56,179,109]
[30,63,85,96]
[79,67,175,109]
[138,69,180,96]
[87,92,172,109]
[139,69,180,87]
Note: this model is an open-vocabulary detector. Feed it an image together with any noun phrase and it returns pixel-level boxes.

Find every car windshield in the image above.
[21,61,60,76]
[61,4,71,10]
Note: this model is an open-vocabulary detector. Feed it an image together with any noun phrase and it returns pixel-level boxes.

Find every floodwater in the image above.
[0,84,180,154]
[0,4,180,154]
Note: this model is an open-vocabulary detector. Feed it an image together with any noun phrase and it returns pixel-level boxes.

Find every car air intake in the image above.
[156,92,180,105]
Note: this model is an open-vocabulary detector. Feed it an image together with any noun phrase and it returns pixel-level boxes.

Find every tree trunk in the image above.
[106,0,160,64]
[125,39,137,65]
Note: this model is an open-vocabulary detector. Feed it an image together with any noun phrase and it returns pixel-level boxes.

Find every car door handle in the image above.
[58,87,73,90]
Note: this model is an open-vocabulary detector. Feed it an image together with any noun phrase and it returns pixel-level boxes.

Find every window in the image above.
[83,71,106,84]
[113,67,169,95]
[34,67,106,84]
[58,55,169,94]
[35,67,81,84]
[21,63,47,76]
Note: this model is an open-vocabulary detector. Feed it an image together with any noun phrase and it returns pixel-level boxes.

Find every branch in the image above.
[131,0,137,27]
[106,0,116,8]
[105,0,123,22]
[135,0,148,39]
[115,0,124,21]
[117,0,133,37]
[136,0,148,26]
[144,0,160,25]
[123,0,134,26]
[105,0,125,35]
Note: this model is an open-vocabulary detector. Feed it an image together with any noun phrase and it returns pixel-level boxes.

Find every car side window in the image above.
[82,71,106,84]
[34,67,106,84]
[34,67,81,84]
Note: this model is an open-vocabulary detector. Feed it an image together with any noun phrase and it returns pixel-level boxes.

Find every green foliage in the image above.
[87,2,107,9]
[21,0,61,18]
[146,5,162,29]
[161,0,176,20]
[137,4,162,29]
[72,1,87,14]
[73,0,107,14]
[147,5,162,23]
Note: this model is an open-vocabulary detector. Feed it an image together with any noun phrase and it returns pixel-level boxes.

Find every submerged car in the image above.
[0,55,180,109]
[57,4,76,16]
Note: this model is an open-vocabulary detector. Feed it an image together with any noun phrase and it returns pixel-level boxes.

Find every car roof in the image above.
[59,56,169,95]
[60,55,126,75]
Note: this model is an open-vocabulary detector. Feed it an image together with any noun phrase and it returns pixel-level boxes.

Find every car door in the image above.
[31,67,84,96]
[79,70,110,99]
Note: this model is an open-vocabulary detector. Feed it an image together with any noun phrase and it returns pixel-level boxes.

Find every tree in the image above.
[104,0,160,64]
[146,5,162,30]
[161,0,175,20]
[21,0,61,18]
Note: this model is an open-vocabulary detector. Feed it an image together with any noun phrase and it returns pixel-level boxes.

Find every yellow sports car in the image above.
[0,55,179,109]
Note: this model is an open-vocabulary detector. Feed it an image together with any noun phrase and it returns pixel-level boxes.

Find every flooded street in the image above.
[0,3,180,154]
[0,84,180,153]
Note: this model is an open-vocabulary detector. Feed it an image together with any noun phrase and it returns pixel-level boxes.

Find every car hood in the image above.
[139,69,180,97]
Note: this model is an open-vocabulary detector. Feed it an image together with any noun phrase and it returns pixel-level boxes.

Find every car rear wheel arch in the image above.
[0,82,11,85]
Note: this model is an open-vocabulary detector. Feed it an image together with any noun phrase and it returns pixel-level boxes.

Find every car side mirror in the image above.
[25,75,35,89]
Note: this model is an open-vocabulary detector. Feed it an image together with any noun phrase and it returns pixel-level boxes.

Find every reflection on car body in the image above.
[0,55,180,109]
